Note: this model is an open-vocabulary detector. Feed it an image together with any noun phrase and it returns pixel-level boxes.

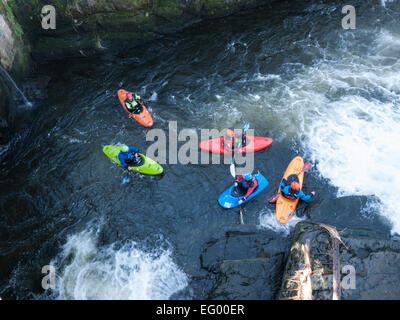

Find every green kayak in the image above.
[103,145,163,175]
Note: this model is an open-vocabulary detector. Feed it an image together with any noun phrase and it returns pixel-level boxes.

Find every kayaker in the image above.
[225,129,245,151]
[124,92,143,114]
[235,173,258,205]
[118,145,142,169]
[280,175,315,201]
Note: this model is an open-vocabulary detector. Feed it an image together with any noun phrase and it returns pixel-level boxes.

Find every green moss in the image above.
[156,0,184,17]
[33,35,95,56]
[192,0,257,16]
[2,0,269,62]
[0,1,24,41]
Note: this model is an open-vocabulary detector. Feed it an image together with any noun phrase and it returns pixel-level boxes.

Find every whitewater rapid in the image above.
[258,29,400,233]
[46,229,188,300]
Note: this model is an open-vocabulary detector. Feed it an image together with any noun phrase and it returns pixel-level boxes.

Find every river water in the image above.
[1,0,399,299]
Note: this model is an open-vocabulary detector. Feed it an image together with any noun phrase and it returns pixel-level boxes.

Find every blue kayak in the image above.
[218,173,269,209]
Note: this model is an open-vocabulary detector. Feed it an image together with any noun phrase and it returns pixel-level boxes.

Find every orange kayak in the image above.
[276,156,304,224]
[117,89,153,127]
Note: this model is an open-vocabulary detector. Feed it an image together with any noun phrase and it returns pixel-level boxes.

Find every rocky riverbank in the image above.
[4,0,276,62]
[205,218,400,300]
[0,1,31,143]
[201,228,289,299]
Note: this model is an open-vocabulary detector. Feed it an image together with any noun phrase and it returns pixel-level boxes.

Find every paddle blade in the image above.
[243,122,250,132]
[302,161,312,173]
[239,210,244,225]
[268,193,280,204]
[121,176,129,185]
[230,161,236,179]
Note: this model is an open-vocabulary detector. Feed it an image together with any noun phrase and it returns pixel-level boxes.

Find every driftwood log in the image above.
[309,222,346,300]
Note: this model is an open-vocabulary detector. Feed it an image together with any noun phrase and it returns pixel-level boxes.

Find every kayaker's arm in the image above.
[296,190,313,202]
[119,158,128,167]
[242,179,258,201]
[280,184,290,195]
[128,146,138,153]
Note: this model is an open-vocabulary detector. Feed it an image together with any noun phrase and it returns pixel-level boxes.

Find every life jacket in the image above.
[125,153,143,166]
[281,177,300,200]
[125,98,138,108]
[125,98,143,114]
[245,177,255,188]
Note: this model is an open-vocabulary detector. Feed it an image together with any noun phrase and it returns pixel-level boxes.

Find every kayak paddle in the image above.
[239,207,244,225]
[230,158,236,179]
[230,157,244,224]
[268,161,312,204]
[121,176,130,185]
[242,122,250,147]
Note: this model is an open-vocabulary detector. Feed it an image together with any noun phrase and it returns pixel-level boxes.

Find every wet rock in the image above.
[356,248,369,259]
[1,2,31,142]
[0,3,30,75]
[6,0,275,61]
[209,254,285,300]
[279,221,400,300]
[200,230,289,273]
[202,229,288,299]
[0,86,10,145]
[308,195,392,234]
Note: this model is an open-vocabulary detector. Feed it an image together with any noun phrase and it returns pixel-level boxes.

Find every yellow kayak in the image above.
[276,156,304,224]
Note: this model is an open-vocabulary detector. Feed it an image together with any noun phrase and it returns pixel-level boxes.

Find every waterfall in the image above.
[0,64,32,107]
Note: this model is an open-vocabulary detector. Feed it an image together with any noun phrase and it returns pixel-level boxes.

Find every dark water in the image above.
[1,0,399,299]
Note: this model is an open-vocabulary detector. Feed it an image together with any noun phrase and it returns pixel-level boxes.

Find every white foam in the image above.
[149,91,158,101]
[381,0,396,8]
[255,30,400,233]
[302,33,400,233]
[52,230,188,300]
[258,207,305,236]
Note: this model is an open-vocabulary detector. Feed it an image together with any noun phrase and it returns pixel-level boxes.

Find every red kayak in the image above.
[199,135,273,154]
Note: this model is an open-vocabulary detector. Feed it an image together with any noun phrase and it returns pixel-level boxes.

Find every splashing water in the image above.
[255,30,400,233]
[49,230,188,300]
[258,208,305,235]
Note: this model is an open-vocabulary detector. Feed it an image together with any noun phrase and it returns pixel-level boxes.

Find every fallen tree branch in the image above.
[332,238,341,300]
[285,239,313,300]
[307,221,345,300]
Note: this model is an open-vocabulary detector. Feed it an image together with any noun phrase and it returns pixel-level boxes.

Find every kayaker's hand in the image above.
[128,166,132,171]
[238,199,243,205]
[234,181,238,187]
[311,191,315,197]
